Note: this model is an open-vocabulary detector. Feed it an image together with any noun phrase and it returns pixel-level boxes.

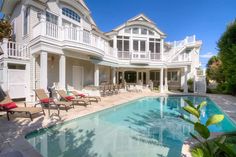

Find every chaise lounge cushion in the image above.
[40,98,54,103]
[65,96,75,101]
[77,93,86,97]
[0,102,18,110]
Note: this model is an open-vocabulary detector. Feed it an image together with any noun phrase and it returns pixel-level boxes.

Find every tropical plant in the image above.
[180,99,236,157]
[0,19,12,41]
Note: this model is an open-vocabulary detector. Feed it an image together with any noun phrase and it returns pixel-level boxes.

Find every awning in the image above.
[90,58,119,67]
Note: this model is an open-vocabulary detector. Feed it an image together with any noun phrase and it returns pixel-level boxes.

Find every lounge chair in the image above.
[71,90,101,102]
[0,94,45,121]
[56,90,91,106]
[35,89,73,114]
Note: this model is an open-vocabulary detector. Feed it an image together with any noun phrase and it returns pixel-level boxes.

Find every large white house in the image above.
[0,0,203,100]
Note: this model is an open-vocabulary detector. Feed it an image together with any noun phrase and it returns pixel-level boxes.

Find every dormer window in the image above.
[62,7,80,22]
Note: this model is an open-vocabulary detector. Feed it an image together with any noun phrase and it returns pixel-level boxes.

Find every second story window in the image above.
[46,12,58,24]
[23,7,29,36]
[149,38,160,53]
[62,7,80,23]
[117,36,130,52]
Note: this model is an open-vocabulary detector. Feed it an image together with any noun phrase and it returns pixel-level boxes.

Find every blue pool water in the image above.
[26,96,236,157]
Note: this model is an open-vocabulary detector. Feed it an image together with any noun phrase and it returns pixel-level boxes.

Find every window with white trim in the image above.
[46,12,58,24]
[167,71,178,81]
[83,30,90,44]
[149,38,160,53]
[62,7,80,22]
[117,36,130,52]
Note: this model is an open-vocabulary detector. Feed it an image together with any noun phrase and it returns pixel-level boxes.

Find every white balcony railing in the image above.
[0,39,29,60]
[117,51,161,61]
[33,21,116,57]
[163,35,197,61]
[32,22,199,63]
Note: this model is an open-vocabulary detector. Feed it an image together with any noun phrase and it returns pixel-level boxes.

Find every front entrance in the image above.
[72,66,84,90]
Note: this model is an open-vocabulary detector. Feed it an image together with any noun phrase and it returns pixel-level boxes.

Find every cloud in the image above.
[200,52,215,59]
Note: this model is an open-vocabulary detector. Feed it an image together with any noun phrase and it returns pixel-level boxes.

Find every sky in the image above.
[84,0,236,68]
[1,0,236,68]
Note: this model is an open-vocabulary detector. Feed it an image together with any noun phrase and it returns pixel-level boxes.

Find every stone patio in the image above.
[0,91,236,157]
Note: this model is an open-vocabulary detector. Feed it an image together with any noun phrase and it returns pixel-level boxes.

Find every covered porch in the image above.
[33,51,117,93]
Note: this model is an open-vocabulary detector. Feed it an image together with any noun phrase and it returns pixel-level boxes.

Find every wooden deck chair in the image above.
[0,93,45,121]
[71,90,101,102]
[35,89,73,114]
[57,90,91,106]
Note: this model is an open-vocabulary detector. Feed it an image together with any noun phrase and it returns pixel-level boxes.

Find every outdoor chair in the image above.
[35,89,73,115]
[71,90,101,102]
[56,90,91,106]
[0,93,45,121]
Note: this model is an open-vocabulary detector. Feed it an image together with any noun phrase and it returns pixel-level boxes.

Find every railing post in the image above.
[2,38,9,58]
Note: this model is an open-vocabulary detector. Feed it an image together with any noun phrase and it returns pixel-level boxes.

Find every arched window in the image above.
[62,7,80,22]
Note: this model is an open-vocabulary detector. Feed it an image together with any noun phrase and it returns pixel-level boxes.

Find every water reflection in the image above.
[26,96,236,157]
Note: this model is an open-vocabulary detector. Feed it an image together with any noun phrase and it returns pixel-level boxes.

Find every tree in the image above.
[218,20,236,95]
[0,19,12,41]
[206,56,224,84]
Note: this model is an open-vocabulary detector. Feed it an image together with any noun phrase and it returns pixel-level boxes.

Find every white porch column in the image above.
[146,70,150,83]
[40,51,48,90]
[112,68,116,84]
[136,71,139,83]
[113,35,117,57]
[25,62,31,101]
[94,64,99,86]
[164,68,168,91]
[59,55,66,89]
[160,68,164,93]
[184,66,188,93]
[160,38,164,61]
[122,71,125,83]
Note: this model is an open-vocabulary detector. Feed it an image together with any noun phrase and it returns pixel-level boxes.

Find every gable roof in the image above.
[127,14,155,24]
[107,13,166,37]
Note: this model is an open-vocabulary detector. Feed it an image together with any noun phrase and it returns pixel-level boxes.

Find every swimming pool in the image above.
[26,96,236,157]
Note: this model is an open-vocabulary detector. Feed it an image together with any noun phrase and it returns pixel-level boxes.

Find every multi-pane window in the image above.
[23,8,29,35]
[149,38,160,53]
[83,30,90,43]
[46,12,58,24]
[133,40,146,52]
[168,71,178,81]
[141,28,147,35]
[117,36,130,52]
[124,28,131,33]
[132,28,139,34]
[133,40,138,51]
[62,7,80,22]
[149,30,154,35]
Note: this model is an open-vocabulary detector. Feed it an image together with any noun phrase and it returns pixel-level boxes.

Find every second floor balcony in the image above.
[33,21,115,58]
[31,21,200,64]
